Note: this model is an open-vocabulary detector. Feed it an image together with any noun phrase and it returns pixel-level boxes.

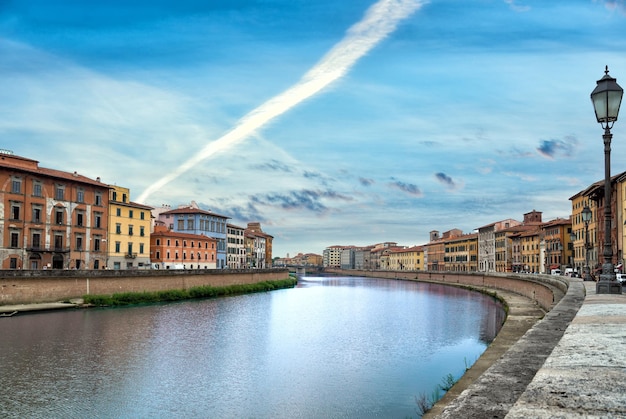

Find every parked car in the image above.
[616,273,625,283]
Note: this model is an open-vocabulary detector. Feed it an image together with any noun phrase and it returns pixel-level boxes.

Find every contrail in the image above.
[137,0,424,203]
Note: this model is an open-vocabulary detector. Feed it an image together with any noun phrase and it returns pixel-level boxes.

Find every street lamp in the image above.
[582,204,592,281]
[591,66,623,294]
[569,231,576,270]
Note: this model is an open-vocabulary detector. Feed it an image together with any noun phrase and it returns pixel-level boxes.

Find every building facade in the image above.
[157,203,230,269]
[150,224,217,269]
[107,185,153,269]
[0,152,110,270]
[227,223,246,269]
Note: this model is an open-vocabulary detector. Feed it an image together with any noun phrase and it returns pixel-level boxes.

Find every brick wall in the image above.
[0,268,290,304]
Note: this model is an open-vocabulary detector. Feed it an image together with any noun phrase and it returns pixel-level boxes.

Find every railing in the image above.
[125,253,137,259]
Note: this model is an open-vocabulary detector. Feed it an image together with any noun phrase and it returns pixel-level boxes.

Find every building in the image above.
[477,218,522,272]
[150,223,217,269]
[541,217,573,274]
[323,246,344,268]
[227,223,246,269]
[245,222,273,265]
[156,202,230,269]
[445,233,478,272]
[107,185,153,269]
[388,245,424,271]
[244,230,266,268]
[0,151,110,270]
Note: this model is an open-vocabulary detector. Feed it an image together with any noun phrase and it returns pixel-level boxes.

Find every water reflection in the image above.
[0,276,504,418]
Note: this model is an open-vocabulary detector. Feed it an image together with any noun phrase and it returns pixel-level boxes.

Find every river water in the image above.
[0,276,504,418]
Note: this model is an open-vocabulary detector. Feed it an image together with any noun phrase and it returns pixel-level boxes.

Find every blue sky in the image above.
[2,0,626,257]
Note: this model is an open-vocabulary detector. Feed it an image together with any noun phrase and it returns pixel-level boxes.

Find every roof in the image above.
[151,229,216,241]
[0,153,110,188]
[161,207,230,219]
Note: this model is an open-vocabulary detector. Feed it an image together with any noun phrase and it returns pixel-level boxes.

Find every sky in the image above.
[2,0,626,258]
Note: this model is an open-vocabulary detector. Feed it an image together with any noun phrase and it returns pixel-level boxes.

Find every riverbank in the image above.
[0,277,297,315]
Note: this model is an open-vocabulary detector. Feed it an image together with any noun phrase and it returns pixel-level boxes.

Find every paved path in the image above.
[432,280,626,418]
[506,281,626,418]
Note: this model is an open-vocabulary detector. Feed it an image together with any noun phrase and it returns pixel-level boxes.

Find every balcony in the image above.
[125,253,138,259]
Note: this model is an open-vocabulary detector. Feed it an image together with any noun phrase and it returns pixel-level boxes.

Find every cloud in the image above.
[387,179,423,197]
[252,159,293,172]
[251,189,354,213]
[137,0,424,203]
[359,177,375,186]
[597,0,626,14]
[537,135,578,159]
[504,0,530,12]
[434,172,455,188]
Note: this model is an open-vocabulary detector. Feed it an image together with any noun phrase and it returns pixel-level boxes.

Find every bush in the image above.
[83,277,297,307]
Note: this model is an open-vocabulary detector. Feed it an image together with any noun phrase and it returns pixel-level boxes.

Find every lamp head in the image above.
[591,66,623,129]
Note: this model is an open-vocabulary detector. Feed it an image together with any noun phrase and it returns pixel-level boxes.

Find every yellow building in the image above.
[444,233,478,272]
[570,191,598,276]
[388,246,424,271]
[519,229,541,273]
[107,185,153,269]
[541,217,573,273]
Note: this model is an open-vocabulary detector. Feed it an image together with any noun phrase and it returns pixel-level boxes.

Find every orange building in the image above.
[150,224,217,269]
[0,151,110,270]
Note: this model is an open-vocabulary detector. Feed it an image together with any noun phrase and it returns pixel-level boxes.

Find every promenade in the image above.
[433,279,626,418]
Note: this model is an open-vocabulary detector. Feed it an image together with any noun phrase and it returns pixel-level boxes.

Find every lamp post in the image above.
[582,204,592,281]
[569,231,576,271]
[591,66,623,294]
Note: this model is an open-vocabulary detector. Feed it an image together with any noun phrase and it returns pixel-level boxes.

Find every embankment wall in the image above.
[0,268,291,304]
[325,269,568,311]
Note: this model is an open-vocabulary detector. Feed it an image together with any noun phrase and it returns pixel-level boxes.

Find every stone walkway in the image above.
[432,280,626,418]
[506,281,626,418]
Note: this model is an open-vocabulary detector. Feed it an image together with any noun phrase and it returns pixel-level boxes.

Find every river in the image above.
[0,275,504,418]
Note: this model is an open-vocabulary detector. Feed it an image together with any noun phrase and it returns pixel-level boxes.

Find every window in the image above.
[11,203,20,220]
[94,237,101,251]
[187,219,194,230]
[156,238,161,246]
[127,243,133,255]
[32,207,42,223]
[55,209,64,225]
[77,212,84,227]
[129,210,133,218]
[112,191,117,201]
[95,193,102,206]
[32,232,41,249]
[10,231,19,248]
[33,182,42,197]
[122,193,127,203]
[54,235,63,250]
[77,189,84,203]
[76,236,83,250]
[12,178,21,193]
[116,208,121,216]
[139,243,144,254]
[116,223,121,234]
[95,213,102,228]
[10,258,17,269]
[140,226,145,237]
[156,251,160,259]
[115,242,121,253]
[128,225,134,236]
[55,185,65,200]
[140,212,145,220]
[178,219,185,230]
